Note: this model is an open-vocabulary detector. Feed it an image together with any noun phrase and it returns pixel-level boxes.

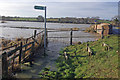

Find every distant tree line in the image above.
[47,16,101,24]
[1,16,112,24]
[1,16,40,22]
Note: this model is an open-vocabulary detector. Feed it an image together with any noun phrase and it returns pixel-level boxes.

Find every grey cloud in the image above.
[0,2,118,20]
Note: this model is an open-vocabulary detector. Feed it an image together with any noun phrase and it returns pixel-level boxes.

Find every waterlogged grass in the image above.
[39,35,118,78]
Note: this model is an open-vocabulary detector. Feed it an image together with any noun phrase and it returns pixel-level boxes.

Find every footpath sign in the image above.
[34,5,47,53]
[34,6,45,10]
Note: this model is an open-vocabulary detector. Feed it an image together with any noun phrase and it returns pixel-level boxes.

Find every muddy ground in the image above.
[15,41,68,78]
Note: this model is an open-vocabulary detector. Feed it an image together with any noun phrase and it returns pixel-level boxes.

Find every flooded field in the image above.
[0,21,96,41]
[0,21,99,78]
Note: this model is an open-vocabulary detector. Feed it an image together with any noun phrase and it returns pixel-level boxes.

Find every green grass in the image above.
[11,18,60,22]
[38,35,119,78]
[47,18,59,22]
[97,20,111,24]
[12,18,38,21]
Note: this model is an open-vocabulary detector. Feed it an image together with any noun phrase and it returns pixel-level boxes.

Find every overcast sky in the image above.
[0,0,119,20]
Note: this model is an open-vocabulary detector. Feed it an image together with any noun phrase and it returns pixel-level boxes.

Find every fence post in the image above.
[29,42,34,65]
[31,42,35,55]
[2,52,8,78]
[101,27,104,39]
[70,28,73,45]
[25,39,28,52]
[95,24,97,32]
[86,44,88,51]
[34,30,37,38]
[12,45,18,73]
[19,42,22,64]
[64,52,68,60]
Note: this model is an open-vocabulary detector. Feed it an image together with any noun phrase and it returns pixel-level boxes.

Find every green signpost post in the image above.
[34,5,47,54]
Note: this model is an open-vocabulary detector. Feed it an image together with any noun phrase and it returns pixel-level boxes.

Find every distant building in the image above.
[94,23,113,36]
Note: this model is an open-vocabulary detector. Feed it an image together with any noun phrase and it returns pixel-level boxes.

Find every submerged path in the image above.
[16,41,68,78]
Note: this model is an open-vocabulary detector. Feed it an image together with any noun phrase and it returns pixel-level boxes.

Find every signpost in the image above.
[34,6,45,10]
[34,5,47,55]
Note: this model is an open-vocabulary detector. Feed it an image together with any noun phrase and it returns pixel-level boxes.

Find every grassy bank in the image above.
[38,35,119,78]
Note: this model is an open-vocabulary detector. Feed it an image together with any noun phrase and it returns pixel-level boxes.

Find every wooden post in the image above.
[12,45,17,73]
[86,44,89,51]
[25,39,28,52]
[13,45,18,73]
[34,30,37,38]
[96,24,97,32]
[19,42,22,64]
[101,27,104,39]
[87,47,92,56]
[31,42,35,55]
[70,28,72,45]
[64,52,68,60]
[2,52,8,78]
[29,42,34,65]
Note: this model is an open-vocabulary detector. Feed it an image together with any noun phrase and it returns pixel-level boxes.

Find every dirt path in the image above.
[15,41,68,78]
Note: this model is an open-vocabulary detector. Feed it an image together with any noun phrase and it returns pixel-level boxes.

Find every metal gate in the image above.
[47,28,100,45]
[45,28,100,54]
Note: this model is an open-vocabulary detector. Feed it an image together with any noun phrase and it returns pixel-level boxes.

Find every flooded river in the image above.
[0,21,100,78]
[0,21,97,42]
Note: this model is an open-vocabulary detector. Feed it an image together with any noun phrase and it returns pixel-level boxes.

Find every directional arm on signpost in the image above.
[34,5,47,54]
[34,6,45,10]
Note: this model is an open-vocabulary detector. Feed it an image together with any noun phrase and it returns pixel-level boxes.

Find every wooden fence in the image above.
[1,27,104,78]
[1,30,45,78]
[47,28,101,45]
